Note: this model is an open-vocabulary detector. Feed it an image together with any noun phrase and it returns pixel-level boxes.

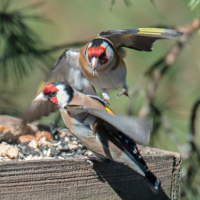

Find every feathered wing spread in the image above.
[44,49,96,95]
[68,105,152,145]
[65,105,160,189]
[99,28,182,53]
[22,49,96,124]
[22,101,58,125]
[22,28,182,124]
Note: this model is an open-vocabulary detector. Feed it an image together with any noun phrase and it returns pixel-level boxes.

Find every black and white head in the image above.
[33,82,74,109]
[86,38,114,75]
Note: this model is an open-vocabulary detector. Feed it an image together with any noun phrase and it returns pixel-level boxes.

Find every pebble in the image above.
[25,155,33,160]
[71,137,77,141]
[28,140,38,149]
[46,148,51,156]
[66,153,73,156]
[37,137,52,148]
[75,149,83,155]
[0,142,19,159]
[78,144,83,148]
[62,144,68,150]
[0,128,94,161]
[43,150,47,156]
[18,135,35,143]
[64,137,70,143]
[71,141,78,145]
[68,143,80,150]
[84,150,93,156]
[32,151,40,157]
[0,125,4,132]
[56,144,63,150]
[0,133,4,138]
[59,129,72,137]
[3,126,12,134]
[58,156,64,159]
[52,141,61,146]
[35,131,52,141]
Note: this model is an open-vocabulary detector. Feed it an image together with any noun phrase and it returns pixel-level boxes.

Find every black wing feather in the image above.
[99,28,182,53]
[66,105,160,189]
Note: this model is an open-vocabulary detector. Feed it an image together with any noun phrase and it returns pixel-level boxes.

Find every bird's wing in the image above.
[65,105,152,145]
[44,49,96,95]
[99,28,182,52]
[22,49,96,124]
[65,105,160,189]
[22,101,58,124]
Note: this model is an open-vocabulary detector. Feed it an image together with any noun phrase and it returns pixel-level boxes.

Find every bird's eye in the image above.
[49,91,56,97]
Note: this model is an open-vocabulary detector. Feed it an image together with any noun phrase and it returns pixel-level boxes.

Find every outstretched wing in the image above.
[65,105,152,145]
[99,28,182,52]
[22,101,58,125]
[44,49,96,95]
[22,49,96,124]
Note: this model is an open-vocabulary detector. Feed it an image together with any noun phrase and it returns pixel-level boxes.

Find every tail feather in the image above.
[110,128,161,190]
[145,170,161,190]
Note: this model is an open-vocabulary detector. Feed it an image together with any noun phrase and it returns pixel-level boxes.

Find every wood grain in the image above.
[0,147,181,200]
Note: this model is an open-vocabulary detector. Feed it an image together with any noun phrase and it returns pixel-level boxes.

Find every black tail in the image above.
[104,126,161,190]
[145,170,161,190]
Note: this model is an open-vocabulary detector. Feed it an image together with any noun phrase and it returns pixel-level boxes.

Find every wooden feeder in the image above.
[0,146,181,200]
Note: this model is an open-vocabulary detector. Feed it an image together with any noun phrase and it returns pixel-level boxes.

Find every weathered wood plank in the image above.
[0,147,181,200]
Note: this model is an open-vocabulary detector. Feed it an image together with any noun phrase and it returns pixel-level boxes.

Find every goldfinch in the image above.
[33,82,160,189]
[23,28,182,124]
[44,28,182,101]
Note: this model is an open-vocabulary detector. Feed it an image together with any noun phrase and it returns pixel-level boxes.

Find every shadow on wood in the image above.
[93,159,170,200]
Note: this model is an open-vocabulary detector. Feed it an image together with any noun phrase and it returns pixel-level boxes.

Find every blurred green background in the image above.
[1,0,200,199]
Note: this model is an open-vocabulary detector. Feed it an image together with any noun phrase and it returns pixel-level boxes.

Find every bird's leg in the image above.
[49,113,62,140]
[75,155,97,167]
[49,123,61,140]
[101,89,110,101]
[117,88,129,98]
[117,80,130,98]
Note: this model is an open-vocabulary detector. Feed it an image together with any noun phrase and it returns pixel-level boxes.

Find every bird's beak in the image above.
[32,92,47,102]
[91,57,99,76]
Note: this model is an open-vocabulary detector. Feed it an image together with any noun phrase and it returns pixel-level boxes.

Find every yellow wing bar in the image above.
[105,107,115,115]
[137,28,165,35]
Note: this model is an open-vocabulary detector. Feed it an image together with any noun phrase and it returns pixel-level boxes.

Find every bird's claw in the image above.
[117,88,130,99]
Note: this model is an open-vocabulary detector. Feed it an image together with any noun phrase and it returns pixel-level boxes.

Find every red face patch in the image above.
[49,96,58,105]
[43,84,59,105]
[88,46,106,58]
[102,56,108,64]
[43,84,58,94]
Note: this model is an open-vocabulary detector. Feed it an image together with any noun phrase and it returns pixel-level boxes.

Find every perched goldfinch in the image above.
[33,82,160,190]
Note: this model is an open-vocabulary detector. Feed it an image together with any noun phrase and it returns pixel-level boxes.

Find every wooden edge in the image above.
[138,145,181,159]
[0,146,182,200]
[0,154,173,166]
